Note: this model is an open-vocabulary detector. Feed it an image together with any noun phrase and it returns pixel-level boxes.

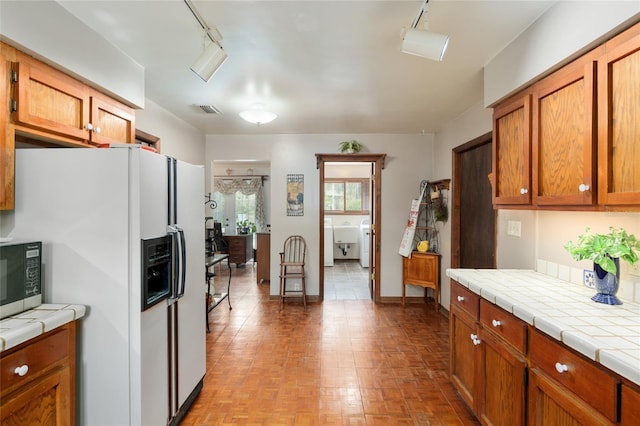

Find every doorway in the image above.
[452,133,496,268]
[316,153,386,302]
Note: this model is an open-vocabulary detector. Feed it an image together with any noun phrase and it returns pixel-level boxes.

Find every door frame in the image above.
[451,132,495,268]
[316,153,386,302]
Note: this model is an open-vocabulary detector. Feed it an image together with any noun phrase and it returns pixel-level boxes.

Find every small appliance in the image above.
[0,240,42,319]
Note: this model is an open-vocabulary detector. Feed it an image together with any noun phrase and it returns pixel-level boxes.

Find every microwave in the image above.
[0,241,43,319]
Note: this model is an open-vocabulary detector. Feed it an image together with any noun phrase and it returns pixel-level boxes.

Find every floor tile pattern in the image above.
[324,260,370,300]
[183,264,479,425]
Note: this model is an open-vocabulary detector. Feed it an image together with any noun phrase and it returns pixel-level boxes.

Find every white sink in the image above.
[333,225,359,243]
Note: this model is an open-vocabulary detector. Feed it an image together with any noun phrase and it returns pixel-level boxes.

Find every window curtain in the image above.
[213,178,265,230]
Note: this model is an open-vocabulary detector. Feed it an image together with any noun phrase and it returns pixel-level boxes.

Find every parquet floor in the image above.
[182,263,479,425]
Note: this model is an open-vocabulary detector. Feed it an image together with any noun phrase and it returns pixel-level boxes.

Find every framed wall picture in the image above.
[286,174,304,216]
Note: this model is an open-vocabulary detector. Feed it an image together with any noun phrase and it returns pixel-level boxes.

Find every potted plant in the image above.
[338,140,362,153]
[237,220,256,234]
[564,227,640,305]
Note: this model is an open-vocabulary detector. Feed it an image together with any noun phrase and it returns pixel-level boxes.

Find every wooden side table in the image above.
[402,251,440,308]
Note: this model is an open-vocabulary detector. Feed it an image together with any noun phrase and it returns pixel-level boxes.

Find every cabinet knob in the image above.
[578,184,590,192]
[457,296,464,302]
[491,319,501,327]
[94,127,102,134]
[85,123,94,131]
[520,188,528,195]
[473,338,481,346]
[555,362,569,374]
[14,365,29,377]
[470,333,477,341]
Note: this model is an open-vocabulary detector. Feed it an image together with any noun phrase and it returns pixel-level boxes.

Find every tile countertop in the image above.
[446,269,640,387]
[0,304,86,352]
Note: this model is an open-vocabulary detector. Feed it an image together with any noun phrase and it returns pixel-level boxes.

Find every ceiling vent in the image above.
[198,104,222,114]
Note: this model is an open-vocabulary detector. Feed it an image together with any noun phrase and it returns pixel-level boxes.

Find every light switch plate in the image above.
[583,269,595,288]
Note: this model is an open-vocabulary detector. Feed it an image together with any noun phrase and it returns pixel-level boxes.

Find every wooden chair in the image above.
[279,235,307,310]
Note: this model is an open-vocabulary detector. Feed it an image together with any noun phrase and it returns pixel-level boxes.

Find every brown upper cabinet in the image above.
[1,45,16,210]
[492,92,532,205]
[597,22,640,206]
[531,52,599,207]
[11,51,135,146]
[493,21,640,209]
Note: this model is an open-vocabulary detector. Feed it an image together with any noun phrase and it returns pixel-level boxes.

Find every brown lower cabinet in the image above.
[0,322,76,426]
[449,279,640,425]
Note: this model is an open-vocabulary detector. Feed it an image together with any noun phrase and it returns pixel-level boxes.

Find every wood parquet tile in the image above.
[182,264,479,426]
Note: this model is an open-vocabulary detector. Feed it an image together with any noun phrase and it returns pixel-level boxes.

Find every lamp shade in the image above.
[239,104,277,125]
[190,42,228,82]
[401,27,449,62]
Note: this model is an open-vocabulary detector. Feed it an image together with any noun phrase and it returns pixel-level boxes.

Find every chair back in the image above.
[281,235,306,264]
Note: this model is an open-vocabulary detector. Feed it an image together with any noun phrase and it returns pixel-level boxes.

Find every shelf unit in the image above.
[413,179,450,253]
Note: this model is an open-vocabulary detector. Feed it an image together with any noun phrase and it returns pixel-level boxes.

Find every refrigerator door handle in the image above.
[167,225,180,302]
[176,225,187,298]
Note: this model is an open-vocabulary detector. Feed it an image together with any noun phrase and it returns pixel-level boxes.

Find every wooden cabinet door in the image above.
[1,47,15,210]
[597,22,640,206]
[13,52,90,141]
[477,328,526,426]
[450,305,480,413]
[0,367,72,426]
[403,251,437,287]
[621,384,640,425]
[89,91,135,145]
[532,55,598,206]
[528,368,614,426]
[492,92,531,205]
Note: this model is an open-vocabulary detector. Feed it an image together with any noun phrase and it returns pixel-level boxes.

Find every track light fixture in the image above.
[185,0,227,82]
[239,103,277,126]
[401,0,449,62]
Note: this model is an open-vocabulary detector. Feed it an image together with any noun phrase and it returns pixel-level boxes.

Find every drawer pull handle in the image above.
[578,183,590,192]
[14,365,29,377]
[555,362,568,374]
[491,319,501,327]
[520,188,528,195]
[457,296,464,302]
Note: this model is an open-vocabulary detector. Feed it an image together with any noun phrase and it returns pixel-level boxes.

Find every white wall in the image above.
[0,0,145,108]
[485,1,640,105]
[136,98,205,166]
[205,133,433,299]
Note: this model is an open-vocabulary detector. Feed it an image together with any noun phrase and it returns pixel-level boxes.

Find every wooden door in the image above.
[597,21,640,206]
[449,306,479,413]
[532,54,599,206]
[1,48,14,210]
[453,133,495,269]
[89,92,135,145]
[492,93,531,205]
[477,328,527,426]
[13,52,90,141]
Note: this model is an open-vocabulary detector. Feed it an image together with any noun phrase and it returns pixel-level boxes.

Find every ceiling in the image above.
[58,0,555,135]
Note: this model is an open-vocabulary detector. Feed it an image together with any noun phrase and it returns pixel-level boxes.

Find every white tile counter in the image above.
[0,304,86,352]
[446,269,640,386]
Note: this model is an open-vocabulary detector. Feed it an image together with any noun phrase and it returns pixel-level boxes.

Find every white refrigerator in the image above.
[6,146,206,425]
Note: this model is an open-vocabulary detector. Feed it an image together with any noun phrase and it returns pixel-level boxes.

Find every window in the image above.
[235,192,256,224]
[324,179,369,214]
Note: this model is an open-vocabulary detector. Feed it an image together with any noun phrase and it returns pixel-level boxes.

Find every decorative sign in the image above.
[286,174,304,216]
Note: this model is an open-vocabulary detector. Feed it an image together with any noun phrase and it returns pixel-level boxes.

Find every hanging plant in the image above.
[338,140,362,153]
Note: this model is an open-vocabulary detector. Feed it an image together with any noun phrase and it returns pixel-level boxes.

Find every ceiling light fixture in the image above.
[401,0,449,62]
[185,0,228,82]
[239,104,277,126]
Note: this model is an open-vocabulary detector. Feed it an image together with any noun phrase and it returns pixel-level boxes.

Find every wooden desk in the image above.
[223,234,253,266]
[205,253,231,333]
[256,233,270,284]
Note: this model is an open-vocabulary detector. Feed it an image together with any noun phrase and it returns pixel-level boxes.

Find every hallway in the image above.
[183,264,479,425]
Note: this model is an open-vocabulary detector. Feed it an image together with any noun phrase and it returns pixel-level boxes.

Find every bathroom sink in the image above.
[333,225,359,243]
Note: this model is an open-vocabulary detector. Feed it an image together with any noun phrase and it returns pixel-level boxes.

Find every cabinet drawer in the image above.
[451,280,479,319]
[0,326,69,392]
[479,300,526,353]
[528,328,618,422]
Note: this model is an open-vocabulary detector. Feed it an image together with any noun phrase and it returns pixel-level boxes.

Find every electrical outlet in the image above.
[507,220,522,237]
[583,269,595,289]
[294,283,301,291]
